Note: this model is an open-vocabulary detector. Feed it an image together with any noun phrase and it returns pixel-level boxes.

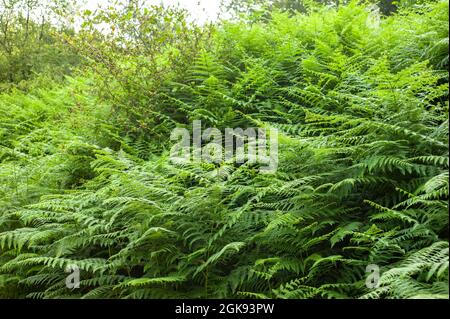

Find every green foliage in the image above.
[0,0,448,299]
[0,0,81,91]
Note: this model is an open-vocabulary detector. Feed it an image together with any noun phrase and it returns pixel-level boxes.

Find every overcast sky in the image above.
[82,0,224,24]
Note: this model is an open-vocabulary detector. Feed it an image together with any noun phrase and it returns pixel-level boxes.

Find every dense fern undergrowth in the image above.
[0,1,448,299]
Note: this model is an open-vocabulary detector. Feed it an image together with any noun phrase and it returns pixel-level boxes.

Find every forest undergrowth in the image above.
[0,0,448,299]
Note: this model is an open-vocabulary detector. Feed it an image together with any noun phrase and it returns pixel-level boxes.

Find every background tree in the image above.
[0,0,80,90]
[222,0,437,16]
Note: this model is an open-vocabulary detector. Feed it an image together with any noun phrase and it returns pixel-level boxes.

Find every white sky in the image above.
[82,0,224,24]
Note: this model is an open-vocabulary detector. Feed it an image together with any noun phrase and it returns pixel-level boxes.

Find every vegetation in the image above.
[0,0,448,299]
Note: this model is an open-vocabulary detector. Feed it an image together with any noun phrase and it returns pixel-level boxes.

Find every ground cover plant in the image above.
[0,0,448,299]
